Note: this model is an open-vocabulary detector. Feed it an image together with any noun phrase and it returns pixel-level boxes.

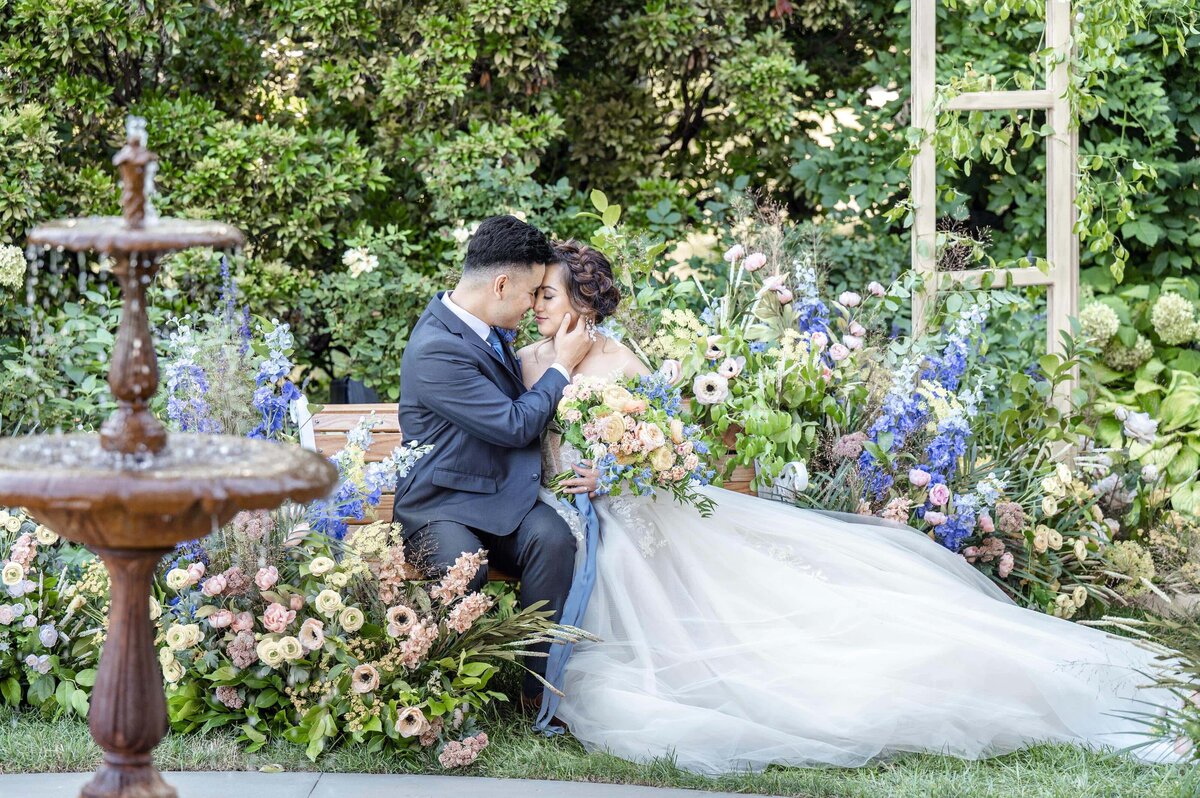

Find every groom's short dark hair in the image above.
[463,215,555,274]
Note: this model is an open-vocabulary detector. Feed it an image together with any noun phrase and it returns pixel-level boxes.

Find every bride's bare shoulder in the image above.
[517,340,554,363]
[601,337,652,379]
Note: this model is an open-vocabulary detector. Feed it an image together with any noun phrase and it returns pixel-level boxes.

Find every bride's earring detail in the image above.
[585,317,598,341]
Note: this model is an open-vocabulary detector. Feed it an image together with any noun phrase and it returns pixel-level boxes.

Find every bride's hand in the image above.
[560,459,600,497]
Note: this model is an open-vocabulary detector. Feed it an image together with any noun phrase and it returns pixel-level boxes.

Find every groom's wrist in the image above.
[549,363,571,381]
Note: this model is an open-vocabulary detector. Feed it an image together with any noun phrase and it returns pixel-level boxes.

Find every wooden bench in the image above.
[299,401,515,581]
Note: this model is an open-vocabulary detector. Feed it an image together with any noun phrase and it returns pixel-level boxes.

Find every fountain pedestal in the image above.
[0,118,338,798]
[83,547,173,798]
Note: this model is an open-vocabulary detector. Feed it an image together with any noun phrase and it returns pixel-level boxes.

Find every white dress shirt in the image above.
[442,292,570,381]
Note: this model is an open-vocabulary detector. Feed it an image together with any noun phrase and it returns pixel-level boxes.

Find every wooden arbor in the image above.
[910,0,1079,397]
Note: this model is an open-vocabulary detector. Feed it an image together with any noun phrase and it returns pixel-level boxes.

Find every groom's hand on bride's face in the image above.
[560,460,600,497]
[553,312,591,373]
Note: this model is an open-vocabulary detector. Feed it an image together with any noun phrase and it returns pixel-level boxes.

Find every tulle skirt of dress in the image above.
[553,487,1184,773]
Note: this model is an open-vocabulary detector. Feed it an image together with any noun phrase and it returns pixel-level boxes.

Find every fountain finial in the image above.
[113,116,156,230]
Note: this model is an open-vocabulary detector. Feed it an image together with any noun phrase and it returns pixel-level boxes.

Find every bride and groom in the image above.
[394,214,1184,772]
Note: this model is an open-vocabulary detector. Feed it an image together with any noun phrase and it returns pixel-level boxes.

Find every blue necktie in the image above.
[486,328,507,363]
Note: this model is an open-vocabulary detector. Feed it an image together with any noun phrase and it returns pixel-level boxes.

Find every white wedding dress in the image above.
[539,438,1186,773]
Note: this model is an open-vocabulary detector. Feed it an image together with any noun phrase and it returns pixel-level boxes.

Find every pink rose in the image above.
[209,609,234,629]
[839,291,862,308]
[201,574,227,597]
[723,244,745,263]
[820,366,832,382]
[929,483,951,506]
[867,281,885,297]
[186,562,206,586]
[828,344,850,362]
[623,399,648,415]
[843,334,863,350]
[262,602,296,634]
[231,612,254,633]
[289,594,305,611]
[997,552,1015,578]
[962,546,979,563]
[924,511,947,526]
[773,287,794,304]
[810,331,828,350]
[254,566,279,591]
[979,514,995,534]
[849,322,866,337]
[908,468,931,488]
[743,252,767,272]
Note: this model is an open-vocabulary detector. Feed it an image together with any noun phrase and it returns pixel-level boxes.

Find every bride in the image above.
[516,240,1185,774]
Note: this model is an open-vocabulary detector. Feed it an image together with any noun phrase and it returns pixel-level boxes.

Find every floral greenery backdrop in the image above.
[0,0,1199,767]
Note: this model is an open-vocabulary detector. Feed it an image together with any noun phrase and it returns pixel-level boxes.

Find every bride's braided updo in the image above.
[552,239,622,322]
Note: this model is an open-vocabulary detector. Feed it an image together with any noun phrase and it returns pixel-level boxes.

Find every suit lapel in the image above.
[428,294,523,384]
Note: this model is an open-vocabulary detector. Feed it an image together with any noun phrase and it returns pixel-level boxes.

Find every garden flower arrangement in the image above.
[550,373,715,515]
[0,274,579,766]
[639,217,873,487]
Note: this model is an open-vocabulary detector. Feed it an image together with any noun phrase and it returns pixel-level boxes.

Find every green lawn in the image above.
[1,707,1194,798]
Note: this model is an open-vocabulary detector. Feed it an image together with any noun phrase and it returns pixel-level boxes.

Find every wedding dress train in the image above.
[541,445,1184,773]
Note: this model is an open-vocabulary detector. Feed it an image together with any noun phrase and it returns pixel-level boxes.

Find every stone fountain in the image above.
[0,118,337,798]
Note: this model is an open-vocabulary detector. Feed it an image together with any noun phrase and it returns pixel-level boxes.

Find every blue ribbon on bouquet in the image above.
[534,491,600,735]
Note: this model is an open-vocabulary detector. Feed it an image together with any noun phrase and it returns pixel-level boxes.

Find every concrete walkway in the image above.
[0,772,781,797]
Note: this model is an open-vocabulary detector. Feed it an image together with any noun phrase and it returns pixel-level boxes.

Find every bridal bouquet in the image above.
[550,373,716,516]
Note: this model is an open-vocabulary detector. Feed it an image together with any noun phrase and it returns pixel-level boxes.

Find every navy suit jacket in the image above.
[392,294,569,537]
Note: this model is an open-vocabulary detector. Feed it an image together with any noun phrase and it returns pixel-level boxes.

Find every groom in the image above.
[393,214,590,705]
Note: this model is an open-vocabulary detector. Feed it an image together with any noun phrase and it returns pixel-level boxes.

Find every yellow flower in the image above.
[1,562,23,586]
[310,557,335,576]
[599,414,627,444]
[329,571,350,588]
[4,516,21,533]
[1088,505,1104,523]
[1073,538,1088,561]
[315,589,343,616]
[669,418,685,445]
[1055,463,1072,484]
[35,526,58,546]
[602,384,635,412]
[1047,529,1064,550]
[1072,586,1088,608]
[649,446,675,472]
[1041,496,1059,517]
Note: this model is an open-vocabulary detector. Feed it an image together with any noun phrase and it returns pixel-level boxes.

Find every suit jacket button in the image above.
[531,473,539,480]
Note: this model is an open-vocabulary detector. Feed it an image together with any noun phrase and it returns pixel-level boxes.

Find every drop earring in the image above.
[585,317,598,341]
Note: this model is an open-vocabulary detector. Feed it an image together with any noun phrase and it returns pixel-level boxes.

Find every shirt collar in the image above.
[441,291,492,341]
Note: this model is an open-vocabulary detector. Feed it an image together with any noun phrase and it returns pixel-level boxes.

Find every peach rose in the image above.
[261,602,295,634]
[254,566,279,591]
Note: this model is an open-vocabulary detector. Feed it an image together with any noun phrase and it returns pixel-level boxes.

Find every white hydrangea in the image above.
[1150,292,1197,345]
[1078,302,1120,344]
[0,244,25,292]
[1103,334,1154,372]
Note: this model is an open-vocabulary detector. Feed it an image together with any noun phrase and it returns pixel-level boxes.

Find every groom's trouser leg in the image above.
[486,503,577,699]
[406,521,491,592]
